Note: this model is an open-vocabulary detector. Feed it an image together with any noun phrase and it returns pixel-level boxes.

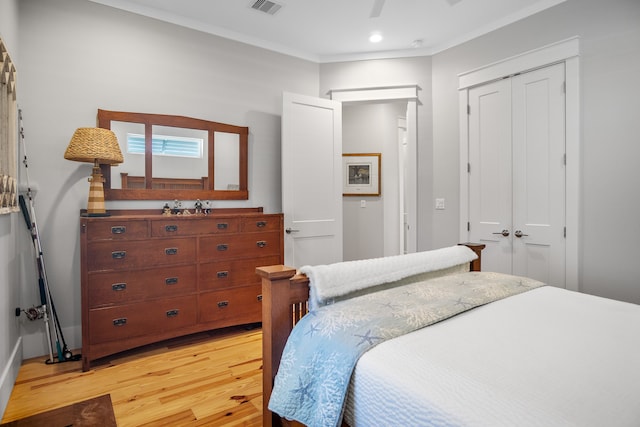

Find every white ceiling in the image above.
[89,0,565,63]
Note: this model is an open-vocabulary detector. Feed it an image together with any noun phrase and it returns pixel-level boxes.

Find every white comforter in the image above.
[343,286,640,427]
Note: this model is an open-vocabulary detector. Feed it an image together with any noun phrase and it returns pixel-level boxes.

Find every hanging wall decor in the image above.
[0,37,18,214]
[342,153,381,196]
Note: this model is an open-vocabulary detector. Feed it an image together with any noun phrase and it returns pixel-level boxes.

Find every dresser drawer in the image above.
[198,285,262,325]
[151,217,239,237]
[89,295,197,344]
[199,231,281,261]
[87,265,197,308]
[84,219,149,241]
[87,238,196,271]
[240,215,282,233]
[199,255,281,291]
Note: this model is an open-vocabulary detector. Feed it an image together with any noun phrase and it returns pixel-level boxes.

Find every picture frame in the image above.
[342,153,381,196]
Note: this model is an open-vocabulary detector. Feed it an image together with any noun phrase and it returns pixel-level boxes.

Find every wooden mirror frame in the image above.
[97,109,248,201]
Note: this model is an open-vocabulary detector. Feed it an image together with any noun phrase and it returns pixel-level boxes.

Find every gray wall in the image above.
[15,0,319,360]
[0,0,22,417]
[430,0,640,303]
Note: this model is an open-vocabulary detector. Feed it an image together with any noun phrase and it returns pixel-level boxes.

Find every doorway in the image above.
[330,85,419,261]
[342,101,407,261]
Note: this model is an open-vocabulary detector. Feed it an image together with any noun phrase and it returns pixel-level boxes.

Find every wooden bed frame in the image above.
[120,173,209,190]
[255,243,485,427]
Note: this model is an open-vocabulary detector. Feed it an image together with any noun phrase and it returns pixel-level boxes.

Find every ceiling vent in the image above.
[250,0,283,15]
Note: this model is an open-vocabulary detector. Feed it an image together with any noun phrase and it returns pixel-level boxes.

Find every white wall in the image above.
[0,0,22,418]
[430,0,640,303]
[16,0,319,359]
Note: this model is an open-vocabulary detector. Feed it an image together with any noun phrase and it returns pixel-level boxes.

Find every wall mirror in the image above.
[97,109,248,200]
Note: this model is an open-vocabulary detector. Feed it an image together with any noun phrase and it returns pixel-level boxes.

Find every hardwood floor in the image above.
[1,326,263,426]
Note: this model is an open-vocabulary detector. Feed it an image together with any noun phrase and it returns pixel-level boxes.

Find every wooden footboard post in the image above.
[257,265,309,427]
[459,242,486,272]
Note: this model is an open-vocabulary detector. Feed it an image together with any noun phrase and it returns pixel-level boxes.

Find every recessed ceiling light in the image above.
[369,32,383,43]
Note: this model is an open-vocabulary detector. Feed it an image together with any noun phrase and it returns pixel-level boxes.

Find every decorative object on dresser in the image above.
[80,207,283,371]
[64,128,124,216]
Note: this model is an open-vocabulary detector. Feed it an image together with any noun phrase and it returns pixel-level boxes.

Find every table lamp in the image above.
[64,127,123,216]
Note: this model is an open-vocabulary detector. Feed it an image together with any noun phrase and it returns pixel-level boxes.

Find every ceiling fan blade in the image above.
[370,0,385,18]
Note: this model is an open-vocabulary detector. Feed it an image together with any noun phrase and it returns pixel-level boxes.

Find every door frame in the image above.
[328,85,419,254]
[458,37,580,291]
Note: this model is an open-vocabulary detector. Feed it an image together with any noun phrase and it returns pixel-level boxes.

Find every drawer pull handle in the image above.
[217,301,229,308]
[165,248,178,255]
[111,226,126,234]
[256,221,267,228]
[257,294,263,302]
[111,283,127,291]
[166,309,179,318]
[112,251,126,259]
[217,271,229,279]
[217,244,228,251]
[165,225,178,232]
[256,241,267,248]
[113,318,127,327]
[165,277,178,285]
[217,223,228,230]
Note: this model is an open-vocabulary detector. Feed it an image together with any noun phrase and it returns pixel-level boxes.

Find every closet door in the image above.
[467,78,512,274]
[467,63,566,287]
[511,63,566,286]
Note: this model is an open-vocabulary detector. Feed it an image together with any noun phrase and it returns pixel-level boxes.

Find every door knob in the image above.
[285,228,300,234]
[514,230,529,238]
[492,229,510,237]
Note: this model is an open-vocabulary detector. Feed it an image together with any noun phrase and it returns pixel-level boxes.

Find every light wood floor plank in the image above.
[1,326,263,426]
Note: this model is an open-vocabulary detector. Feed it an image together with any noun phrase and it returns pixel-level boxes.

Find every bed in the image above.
[256,244,640,427]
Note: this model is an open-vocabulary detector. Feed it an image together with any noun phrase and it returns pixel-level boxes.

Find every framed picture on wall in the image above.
[342,153,381,196]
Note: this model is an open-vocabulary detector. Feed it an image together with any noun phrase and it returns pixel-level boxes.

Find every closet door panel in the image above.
[512,63,566,287]
[468,79,512,274]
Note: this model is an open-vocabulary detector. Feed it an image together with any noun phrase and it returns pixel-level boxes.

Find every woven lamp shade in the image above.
[64,128,123,164]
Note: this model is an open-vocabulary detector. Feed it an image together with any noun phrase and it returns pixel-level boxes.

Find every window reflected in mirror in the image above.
[109,121,144,189]
[151,125,209,189]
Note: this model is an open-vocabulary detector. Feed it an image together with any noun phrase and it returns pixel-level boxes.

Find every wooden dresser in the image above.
[80,208,282,371]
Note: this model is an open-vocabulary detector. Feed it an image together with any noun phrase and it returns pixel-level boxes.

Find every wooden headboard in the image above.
[255,243,485,427]
[120,173,209,190]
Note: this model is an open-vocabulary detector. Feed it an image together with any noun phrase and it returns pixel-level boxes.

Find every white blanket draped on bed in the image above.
[300,245,477,309]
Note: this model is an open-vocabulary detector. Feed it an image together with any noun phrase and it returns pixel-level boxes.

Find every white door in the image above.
[282,92,343,268]
[511,64,566,286]
[467,78,513,274]
[467,63,566,287]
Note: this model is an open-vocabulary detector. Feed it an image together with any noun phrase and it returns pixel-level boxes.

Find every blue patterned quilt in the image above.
[268,271,544,427]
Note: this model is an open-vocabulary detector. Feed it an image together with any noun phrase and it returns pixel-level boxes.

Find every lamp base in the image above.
[86,163,108,216]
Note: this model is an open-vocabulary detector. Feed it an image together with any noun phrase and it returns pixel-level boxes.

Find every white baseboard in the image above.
[0,337,22,420]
